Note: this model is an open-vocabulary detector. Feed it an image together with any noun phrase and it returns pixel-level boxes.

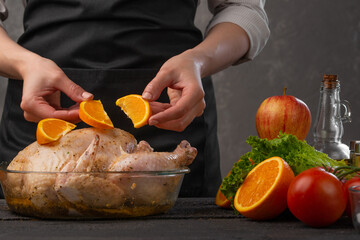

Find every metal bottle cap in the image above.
[350,140,360,153]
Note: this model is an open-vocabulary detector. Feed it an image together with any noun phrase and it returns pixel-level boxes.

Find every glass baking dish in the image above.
[0,168,189,219]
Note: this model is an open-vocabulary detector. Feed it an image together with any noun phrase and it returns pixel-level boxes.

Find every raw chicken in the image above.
[4,128,197,217]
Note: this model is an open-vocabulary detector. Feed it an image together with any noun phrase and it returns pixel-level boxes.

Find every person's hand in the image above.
[19,57,93,123]
[142,50,206,132]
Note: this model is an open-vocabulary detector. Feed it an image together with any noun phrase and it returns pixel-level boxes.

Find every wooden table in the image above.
[0,198,358,239]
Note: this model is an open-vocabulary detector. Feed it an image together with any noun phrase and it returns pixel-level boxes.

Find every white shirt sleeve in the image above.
[207,0,270,62]
[0,0,8,28]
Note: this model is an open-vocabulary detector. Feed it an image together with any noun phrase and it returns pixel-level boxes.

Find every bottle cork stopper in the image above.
[322,74,339,89]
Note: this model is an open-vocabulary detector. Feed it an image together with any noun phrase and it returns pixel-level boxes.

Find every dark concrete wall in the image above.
[1,0,359,178]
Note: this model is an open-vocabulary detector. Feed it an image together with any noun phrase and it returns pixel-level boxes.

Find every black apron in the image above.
[0,0,221,197]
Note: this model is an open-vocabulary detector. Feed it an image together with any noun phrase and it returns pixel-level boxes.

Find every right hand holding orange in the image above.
[141,51,206,132]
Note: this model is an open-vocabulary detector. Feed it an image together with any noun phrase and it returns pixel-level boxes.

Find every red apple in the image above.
[256,88,311,140]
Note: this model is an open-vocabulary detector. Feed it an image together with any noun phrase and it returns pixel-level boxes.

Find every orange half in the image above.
[36,118,76,145]
[116,94,152,128]
[79,100,114,129]
[234,156,295,220]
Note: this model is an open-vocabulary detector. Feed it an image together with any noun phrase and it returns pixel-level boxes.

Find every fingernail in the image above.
[142,92,152,100]
[149,120,158,126]
[82,92,93,100]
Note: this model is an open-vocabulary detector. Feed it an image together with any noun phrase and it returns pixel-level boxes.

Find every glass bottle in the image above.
[312,74,351,160]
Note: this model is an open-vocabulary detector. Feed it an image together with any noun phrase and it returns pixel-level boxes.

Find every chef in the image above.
[0,0,270,197]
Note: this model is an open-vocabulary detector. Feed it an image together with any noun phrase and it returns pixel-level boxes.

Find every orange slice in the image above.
[36,118,76,145]
[234,156,295,220]
[79,100,114,129]
[215,184,232,208]
[115,94,152,128]
[215,168,233,208]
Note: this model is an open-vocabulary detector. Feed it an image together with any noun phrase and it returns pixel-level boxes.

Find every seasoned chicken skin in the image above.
[5,128,197,215]
[8,128,138,172]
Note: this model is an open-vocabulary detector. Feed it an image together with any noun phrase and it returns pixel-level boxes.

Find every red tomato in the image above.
[343,176,360,218]
[287,167,347,227]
